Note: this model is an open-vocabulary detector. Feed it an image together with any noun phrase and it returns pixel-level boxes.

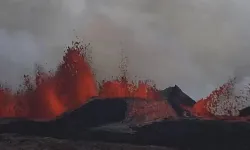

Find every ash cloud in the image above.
[0,0,250,100]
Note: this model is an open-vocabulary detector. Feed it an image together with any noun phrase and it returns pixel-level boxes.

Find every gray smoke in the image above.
[1,0,250,100]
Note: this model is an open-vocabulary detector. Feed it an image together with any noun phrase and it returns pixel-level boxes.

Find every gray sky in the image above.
[1,0,250,100]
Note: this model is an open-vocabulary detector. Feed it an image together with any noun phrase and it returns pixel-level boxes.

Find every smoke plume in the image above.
[1,0,250,100]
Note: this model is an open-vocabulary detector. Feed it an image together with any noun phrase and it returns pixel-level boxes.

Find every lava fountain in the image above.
[0,42,162,120]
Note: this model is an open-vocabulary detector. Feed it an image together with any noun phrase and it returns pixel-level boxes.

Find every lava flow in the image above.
[0,42,163,120]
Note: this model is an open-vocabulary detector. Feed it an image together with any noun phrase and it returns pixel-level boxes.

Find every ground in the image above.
[0,134,175,150]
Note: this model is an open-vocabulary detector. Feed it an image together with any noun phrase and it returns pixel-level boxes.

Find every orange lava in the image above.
[0,43,99,119]
[99,78,161,100]
[0,42,164,120]
[192,99,213,118]
[0,41,248,121]
[192,78,237,119]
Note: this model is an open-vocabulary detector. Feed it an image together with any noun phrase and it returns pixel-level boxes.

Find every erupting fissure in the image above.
[0,42,249,121]
[192,78,250,120]
[0,42,163,120]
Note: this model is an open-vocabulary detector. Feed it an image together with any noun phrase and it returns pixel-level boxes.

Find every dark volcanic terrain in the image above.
[0,134,174,150]
[160,85,196,116]
[0,97,250,150]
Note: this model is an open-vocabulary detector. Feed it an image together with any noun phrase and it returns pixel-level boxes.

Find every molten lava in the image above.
[99,78,161,100]
[0,41,249,121]
[0,42,164,120]
[0,43,99,119]
[192,78,239,119]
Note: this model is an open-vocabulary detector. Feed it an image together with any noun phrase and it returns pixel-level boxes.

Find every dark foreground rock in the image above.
[81,119,250,150]
[1,118,250,149]
[0,98,250,150]
[0,134,174,150]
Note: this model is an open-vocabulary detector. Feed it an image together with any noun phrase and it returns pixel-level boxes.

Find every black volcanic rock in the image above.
[55,98,128,128]
[0,97,175,137]
[160,85,196,116]
[239,107,250,117]
[2,118,250,149]
[55,97,175,128]
[0,133,173,150]
[0,97,250,149]
[0,98,129,137]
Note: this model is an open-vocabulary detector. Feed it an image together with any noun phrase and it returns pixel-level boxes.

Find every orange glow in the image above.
[0,42,248,121]
[0,42,165,120]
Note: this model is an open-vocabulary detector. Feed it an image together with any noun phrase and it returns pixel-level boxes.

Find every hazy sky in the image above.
[1,0,250,100]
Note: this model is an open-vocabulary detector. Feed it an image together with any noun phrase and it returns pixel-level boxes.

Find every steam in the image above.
[1,0,250,100]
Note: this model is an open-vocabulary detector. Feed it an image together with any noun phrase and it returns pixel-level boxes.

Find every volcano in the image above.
[0,42,250,149]
[0,41,247,121]
[0,42,186,120]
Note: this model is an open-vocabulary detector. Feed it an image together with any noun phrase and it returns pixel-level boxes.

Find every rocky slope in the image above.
[160,85,196,116]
